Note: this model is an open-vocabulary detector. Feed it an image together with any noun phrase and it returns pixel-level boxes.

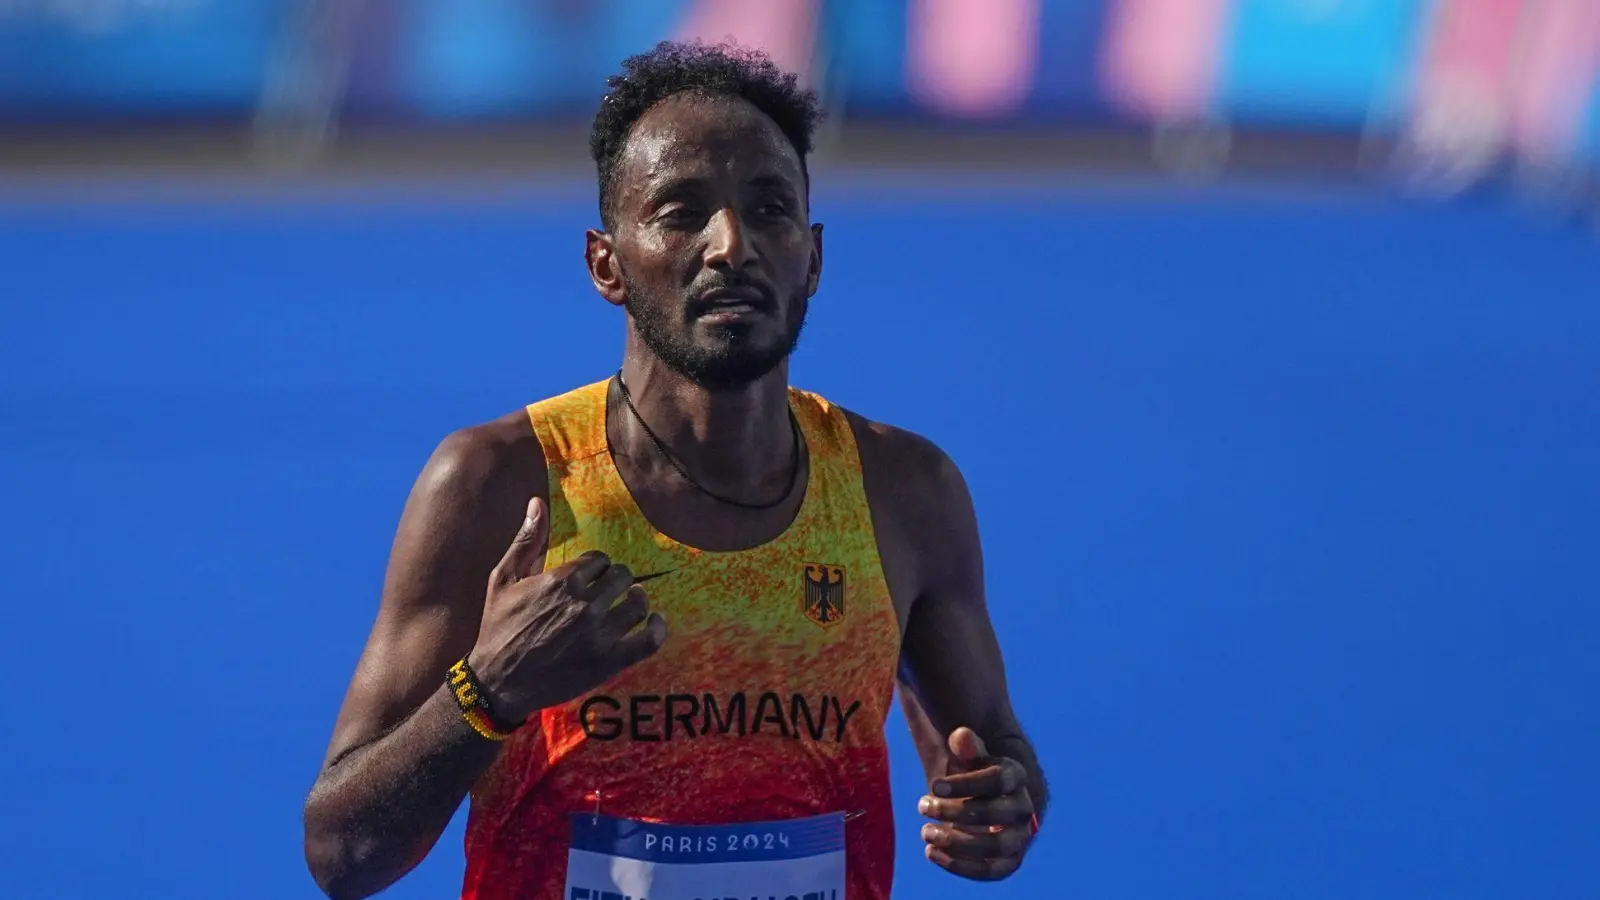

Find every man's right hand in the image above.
[466,496,668,724]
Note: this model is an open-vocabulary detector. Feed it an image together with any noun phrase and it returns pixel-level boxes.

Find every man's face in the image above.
[596,94,821,390]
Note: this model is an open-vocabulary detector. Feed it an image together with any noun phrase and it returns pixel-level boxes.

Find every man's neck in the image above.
[615,354,794,487]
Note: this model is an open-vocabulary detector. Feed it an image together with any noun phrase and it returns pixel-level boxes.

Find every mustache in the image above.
[687,272,776,310]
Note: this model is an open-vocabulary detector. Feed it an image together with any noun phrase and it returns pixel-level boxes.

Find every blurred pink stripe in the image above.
[906,0,1040,117]
[1100,0,1230,120]
[1508,0,1600,163]
[1403,0,1522,162]
[674,0,819,82]
[1413,0,1522,101]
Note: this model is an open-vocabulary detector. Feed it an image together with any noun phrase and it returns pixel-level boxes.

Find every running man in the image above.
[303,42,1047,900]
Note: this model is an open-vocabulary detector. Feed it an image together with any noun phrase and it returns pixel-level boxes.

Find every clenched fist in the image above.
[918,727,1036,881]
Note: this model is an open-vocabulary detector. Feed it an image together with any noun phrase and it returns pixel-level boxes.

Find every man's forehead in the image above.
[617,94,802,193]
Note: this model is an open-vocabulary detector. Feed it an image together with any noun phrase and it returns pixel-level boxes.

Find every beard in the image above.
[624,272,808,391]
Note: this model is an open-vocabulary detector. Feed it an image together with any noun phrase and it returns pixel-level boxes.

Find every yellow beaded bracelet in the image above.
[447,658,519,742]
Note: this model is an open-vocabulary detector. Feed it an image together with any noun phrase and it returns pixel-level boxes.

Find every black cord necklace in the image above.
[614,370,801,511]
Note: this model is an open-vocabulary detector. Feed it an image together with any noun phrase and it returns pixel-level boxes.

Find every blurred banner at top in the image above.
[1,0,1597,188]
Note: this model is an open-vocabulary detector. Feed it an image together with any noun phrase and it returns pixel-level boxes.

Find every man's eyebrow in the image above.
[749,174,799,195]
[638,174,708,207]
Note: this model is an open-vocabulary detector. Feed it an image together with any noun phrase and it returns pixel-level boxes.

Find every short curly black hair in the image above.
[590,41,824,229]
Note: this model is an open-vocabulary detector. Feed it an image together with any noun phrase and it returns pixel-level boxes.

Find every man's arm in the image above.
[303,416,543,900]
[895,446,1049,822]
[852,416,1046,881]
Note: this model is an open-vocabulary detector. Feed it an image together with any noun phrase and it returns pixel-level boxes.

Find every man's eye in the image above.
[658,206,703,226]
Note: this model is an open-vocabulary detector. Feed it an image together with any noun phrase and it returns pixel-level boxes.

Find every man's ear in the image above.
[807,223,824,297]
[586,229,627,307]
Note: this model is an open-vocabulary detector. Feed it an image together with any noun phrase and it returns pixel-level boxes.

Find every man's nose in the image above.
[702,208,756,271]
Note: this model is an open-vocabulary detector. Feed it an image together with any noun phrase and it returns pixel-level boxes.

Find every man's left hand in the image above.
[917,726,1036,881]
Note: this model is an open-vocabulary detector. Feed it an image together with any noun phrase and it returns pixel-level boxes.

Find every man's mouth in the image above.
[693,287,773,321]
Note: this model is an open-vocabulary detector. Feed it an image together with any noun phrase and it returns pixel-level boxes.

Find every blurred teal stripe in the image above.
[1216,0,1430,128]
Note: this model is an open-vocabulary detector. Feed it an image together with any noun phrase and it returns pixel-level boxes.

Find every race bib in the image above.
[564,811,846,900]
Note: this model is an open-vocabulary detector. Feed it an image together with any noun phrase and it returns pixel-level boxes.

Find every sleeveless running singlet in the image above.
[459,380,901,900]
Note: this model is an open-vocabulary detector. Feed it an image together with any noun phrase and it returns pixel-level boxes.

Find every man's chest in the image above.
[538,548,901,752]
[594,548,899,669]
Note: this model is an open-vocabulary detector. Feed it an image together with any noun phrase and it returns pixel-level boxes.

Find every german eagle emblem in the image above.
[802,563,846,629]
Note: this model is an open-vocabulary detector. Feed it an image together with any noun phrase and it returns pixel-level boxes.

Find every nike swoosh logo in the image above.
[632,570,676,584]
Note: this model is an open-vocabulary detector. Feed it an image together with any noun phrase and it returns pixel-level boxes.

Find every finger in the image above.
[932,758,1025,799]
[919,792,1033,828]
[599,585,650,641]
[603,612,667,675]
[491,497,549,587]
[581,561,634,619]
[925,844,1021,882]
[921,822,1031,862]
[548,550,612,592]
[946,726,988,768]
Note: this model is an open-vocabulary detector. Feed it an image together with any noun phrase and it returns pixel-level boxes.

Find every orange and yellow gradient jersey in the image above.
[460,380,903,900]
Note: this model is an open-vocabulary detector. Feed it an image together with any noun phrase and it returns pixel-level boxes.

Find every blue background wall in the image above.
[2,181,1597,899]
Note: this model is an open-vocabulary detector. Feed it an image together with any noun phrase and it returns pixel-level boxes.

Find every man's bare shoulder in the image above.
[842,409,969,519]
[412,409,549,527]
[840,408,980,620]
